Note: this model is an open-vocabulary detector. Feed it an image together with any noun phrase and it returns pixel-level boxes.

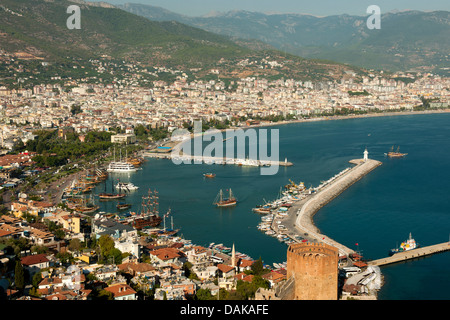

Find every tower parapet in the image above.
[287,242,339,300]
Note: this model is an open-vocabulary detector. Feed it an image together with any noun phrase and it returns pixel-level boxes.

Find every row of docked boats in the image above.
[63,171,140,213]
[254,179,313,246]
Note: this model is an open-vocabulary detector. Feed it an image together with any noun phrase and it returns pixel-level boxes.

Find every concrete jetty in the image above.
[143,151,293,167]
[368,242,450,266]
[284,158,382,257]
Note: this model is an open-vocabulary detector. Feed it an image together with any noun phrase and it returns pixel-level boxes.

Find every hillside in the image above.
[119,3,450,75]
[0,0,369,88]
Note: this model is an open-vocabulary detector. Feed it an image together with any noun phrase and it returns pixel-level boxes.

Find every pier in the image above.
[282,157,382,257]
[368,242,450,266]
[142,151,293,167]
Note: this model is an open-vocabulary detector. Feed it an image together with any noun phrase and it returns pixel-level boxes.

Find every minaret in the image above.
[231,243,236,268]
[363,148,369,162]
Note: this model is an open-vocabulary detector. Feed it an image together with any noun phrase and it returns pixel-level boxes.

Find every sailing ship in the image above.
[213,189,237,207]
[389,233,418,256]
[74,194,99,214]
[386,145,408,158]
[132,189,162,229]
[98,180,126,200]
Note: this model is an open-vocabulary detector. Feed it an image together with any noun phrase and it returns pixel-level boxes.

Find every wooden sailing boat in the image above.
[386,145,408,158]
[213,189,237,207]
[132,189,162,229]
[75,194,99,213]
[98,179,126,200]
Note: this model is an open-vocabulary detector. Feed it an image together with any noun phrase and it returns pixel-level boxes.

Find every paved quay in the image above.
[280,158,382,257]
[368,242,450,266]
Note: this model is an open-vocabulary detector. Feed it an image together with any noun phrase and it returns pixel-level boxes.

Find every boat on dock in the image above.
[213,189,237,207]
[252,207,272,214]
[131,189,162,229]
[117,202,131,210]
[99,193,126,200]
[389,233,418,256]
[73,194,99,214]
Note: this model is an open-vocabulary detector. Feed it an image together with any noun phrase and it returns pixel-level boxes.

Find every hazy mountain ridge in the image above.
[119,3,450,73]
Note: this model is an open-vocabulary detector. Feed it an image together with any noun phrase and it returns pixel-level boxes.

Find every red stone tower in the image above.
[287,242,339,300]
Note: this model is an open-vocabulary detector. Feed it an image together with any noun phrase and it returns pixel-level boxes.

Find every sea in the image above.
[94,112,450,300]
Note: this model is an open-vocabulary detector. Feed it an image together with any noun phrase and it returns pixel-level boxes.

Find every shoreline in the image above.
[246,108,450,130]
[156,108,450,155]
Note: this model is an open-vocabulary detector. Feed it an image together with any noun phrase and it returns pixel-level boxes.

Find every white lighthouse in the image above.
[363,148,369,162]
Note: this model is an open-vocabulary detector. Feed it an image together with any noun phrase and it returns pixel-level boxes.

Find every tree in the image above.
[195,288,214,300]
[15,260,25,292]
[251,257,264,276]
[70,104,82,115]
[68,238,82,253]
[32,272,43,288]
[98,235,114,257]
[96,289,114,300]
[108,248,123,265]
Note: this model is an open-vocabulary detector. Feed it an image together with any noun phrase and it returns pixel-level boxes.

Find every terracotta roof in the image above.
[0,229,13,237]
[104,284,136,298]
[150,248,182,261]
[238,259,254,268]
[217,264,234,273]
[21,254,49,266]
[119,262,155,274]
[39,277,62,286]
[235,272,254,282]
[262,271,286,282]
[46,293,68,300]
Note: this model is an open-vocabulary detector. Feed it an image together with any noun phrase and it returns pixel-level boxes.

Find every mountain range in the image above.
[0,0,371,87]
[119,3,450,75]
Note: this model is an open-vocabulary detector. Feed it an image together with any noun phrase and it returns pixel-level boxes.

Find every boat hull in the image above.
[216,201,237,207]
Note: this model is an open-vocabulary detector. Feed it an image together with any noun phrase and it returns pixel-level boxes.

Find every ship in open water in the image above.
[213,189,237,207]
[385,145,408,158]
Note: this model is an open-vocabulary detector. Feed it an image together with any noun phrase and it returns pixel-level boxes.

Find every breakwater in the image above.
[289,158,382,256]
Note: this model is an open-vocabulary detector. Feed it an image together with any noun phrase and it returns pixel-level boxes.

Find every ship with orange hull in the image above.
[203,173,216,178]
[386,146,407,158]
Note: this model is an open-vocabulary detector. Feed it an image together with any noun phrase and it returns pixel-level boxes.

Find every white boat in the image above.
[389,232,418,256]
[107,161,139,172]
[115,182,139,190]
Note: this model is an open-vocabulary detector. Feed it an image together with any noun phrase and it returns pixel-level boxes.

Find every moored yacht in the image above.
[107,161,139,172]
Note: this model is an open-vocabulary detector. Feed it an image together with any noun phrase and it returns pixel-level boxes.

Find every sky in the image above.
[94,0,450,17]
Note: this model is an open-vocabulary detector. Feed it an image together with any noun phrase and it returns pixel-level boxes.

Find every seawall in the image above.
[292,158,382,256]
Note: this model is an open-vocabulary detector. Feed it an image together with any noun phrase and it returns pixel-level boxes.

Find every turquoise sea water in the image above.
[95,113,450,300]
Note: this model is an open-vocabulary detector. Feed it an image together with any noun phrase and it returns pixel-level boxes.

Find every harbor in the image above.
[254,151,382,258]
[56,117,450,299]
